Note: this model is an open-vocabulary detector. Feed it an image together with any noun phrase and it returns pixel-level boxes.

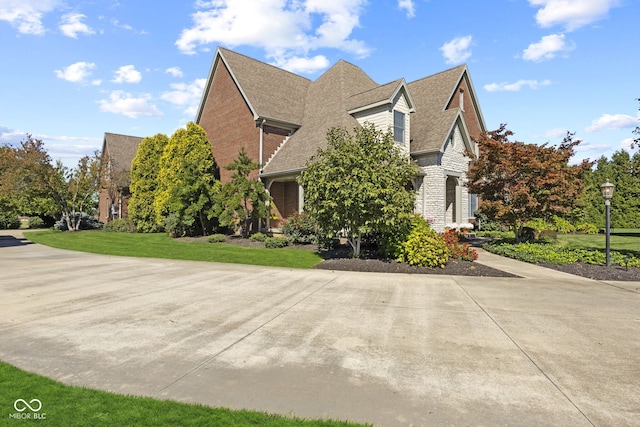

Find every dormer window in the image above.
[393,110,405,143]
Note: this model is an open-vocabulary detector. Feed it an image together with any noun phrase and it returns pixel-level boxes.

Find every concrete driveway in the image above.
[1,231,639,426]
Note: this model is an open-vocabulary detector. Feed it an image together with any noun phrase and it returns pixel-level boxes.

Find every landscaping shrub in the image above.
[27,216,45,229]
[525,218,551,232]
[264,236,290,248]
[249,232,268,242]
[281,212,319,244]
[552,216,576,233]
[396,217,449,267]
[0,211,20,229]
[207,233,227,243]
[442,230,478,261]
[575,222,599,234]
[103,218,137,233]
[54,213,103,231]
[483,241,640,268]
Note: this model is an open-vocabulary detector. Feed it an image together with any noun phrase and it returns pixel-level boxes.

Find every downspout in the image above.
[259,118,266,171]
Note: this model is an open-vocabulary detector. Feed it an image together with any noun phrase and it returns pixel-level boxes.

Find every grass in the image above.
[557,232,640,257]
[25,230,323,269]
[0,362,367,426]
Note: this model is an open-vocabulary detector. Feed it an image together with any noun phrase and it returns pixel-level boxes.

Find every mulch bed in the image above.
[179,235,640,281]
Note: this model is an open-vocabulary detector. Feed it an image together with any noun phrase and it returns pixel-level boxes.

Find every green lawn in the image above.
[0,362,367,426]
[25,230,323,269]
[557,232,640,257]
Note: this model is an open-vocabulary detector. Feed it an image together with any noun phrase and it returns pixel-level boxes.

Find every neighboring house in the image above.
[98,132,142,223]
[196,47,486,232]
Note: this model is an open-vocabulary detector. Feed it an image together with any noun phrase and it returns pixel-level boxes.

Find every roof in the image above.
[407,65,467,154]
[197,47,311,126]
[197,47,485,177]
[101,132,142,182]
[262,60,378,175]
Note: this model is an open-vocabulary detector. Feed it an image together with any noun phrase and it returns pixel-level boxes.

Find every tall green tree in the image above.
[578,150,640,228]
[217,147,271,237]
[298,124,418,257]
[467,125,592,242]
[154,122,220,237]
[129,133,169,232]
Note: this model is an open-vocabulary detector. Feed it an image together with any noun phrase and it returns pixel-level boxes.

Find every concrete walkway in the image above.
[1,230,639,426]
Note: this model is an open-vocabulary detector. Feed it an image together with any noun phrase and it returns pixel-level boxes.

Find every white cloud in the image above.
[522,33,574,62]
[112,65,142,84]
[175,0,369,74]
[398,0,415,18]
[59,13,94,38]
[0,0,61,35]
[543,128,570,139]
[440,35,472,65]
[620,138,635,151]
[529,0,620,31]
[165,67,184,78]
[54,61,96,83]
[98,91,162,118]
[484,79,551,92]
[274,54,330,74]
[586,113,638,132]
[161,79,206,115]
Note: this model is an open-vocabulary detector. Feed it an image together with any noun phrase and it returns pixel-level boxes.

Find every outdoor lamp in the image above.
[600,179,615,267]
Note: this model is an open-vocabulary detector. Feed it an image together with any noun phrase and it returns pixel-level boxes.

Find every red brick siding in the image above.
[269,181,299,227]
[446,77,482,140]
[199,61,260,184]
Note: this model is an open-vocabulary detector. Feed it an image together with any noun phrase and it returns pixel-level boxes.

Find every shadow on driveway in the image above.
[0,235,33,248]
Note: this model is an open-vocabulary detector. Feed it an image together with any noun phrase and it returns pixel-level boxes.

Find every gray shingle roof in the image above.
[408,65,467,153]
[200,47,478,176]
[346,78,404,113]
[262,60,378,175]
[217,47,311,126]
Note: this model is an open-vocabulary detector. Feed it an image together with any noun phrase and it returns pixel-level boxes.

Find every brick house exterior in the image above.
[98,132,142,223]
[196,47,486,231]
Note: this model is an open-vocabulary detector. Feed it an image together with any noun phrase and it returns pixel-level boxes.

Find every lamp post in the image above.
[600,179,614,266]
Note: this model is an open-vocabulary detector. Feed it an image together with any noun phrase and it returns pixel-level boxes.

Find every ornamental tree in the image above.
[216,147,271,237]
[154,122,220,237]
[298,124,418,257]
[467,125,592,242]
[129,133,169,232]
[0,135,100,231]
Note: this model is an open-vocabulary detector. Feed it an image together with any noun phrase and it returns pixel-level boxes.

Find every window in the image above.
[469,194,478,216]
[393,110,405,143]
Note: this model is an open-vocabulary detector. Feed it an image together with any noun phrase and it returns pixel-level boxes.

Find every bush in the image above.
[264,236,290,248]
[54,213,103,231]
[103,218,137,233]
[552,216,575,233]
[482,241,640,268]
[396,217,449,267]
[208,233,227,243]
[281,212,318,244]
[0,211,20,230]
[575,222,599,234]
[525,218,551,232]
[474,210,510,232]
[249,232,268,242]
[442,230,478,261]
[27,216,45,229]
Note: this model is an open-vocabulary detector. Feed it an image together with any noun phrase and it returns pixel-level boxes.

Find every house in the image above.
[196,47,486,232]
[98,132,142,223]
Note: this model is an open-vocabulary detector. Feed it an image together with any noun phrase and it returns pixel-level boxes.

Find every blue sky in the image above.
[1,0,637,167]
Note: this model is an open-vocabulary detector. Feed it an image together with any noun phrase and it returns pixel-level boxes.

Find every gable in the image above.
[196,47,310,127]
[408,65,485,155]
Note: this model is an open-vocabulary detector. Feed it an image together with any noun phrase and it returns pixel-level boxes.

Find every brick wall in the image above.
[198,61,260,184]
